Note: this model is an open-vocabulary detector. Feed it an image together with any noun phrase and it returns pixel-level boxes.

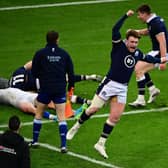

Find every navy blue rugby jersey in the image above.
[32,43,75,94]
[24,70,37,91]
[106,41,143,84]
[9,67,37,91]
[147,14,168,51]
[105,14,161,85]
[105,14,143,84]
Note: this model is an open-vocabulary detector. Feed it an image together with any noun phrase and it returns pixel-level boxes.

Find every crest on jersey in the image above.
[124,55,136,68]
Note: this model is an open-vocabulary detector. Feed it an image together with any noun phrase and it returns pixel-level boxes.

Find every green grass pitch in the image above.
[1,0,168,167]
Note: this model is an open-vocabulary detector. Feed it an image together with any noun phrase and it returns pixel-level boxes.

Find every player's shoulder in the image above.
[34,45,51,56]
[56,47,71,58]
[133,49,144,60]
[151,15,164,25]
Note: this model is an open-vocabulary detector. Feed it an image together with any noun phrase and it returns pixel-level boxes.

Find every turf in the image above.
[0,0,168,168]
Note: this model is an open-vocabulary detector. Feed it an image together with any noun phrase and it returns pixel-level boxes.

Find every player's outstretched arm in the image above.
[112,10,134,42]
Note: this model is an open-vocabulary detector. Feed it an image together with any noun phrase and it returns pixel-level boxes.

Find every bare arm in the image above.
[19,102,36,114]
[156,32,167,58]
[24,60,32,70]
[136,28,149,36]
[112,10,134,42]
[156,32,167,70]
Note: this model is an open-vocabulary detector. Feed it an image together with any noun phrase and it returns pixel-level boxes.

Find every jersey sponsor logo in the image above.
[0,145,16,155]
[101,91,107,97]
[47,55,61,62]
[124,55,136,68]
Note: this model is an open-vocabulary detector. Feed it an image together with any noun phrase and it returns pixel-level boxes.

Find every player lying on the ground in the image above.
[0,87,57,120]
[0,61,100,105]
[9,60,102,91]
[0,78,92,105]
[0,87,85,120]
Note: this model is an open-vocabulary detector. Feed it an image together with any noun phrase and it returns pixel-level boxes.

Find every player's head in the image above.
[46,31,59,44]
[125,29,140,53]
[8,115,21,132]
[136,4,151,23]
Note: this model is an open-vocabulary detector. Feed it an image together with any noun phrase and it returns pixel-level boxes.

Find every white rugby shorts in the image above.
[97,79,128,104]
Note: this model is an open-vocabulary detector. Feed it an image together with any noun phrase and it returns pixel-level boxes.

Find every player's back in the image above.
[32,44,73,94]
[0,88,37,108]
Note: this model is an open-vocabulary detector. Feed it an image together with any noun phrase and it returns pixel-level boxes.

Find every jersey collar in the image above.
[146,13,157,23]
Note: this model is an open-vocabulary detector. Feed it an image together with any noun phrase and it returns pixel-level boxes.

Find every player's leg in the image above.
[129,61,155,107]
[145,73,160,103]
[74,74,102,82]
[28,92,57,121]
[84,74,103,82]
[94,96,125,158]
[30,93,49,146]
[67,77,112,140]
[43,111,57,120]
[66,94,105,140]
[70,94,92,105]
[54,102,68,153]
[31,101,47,146]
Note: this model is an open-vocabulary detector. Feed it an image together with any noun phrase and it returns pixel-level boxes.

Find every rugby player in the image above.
[129,4,168,107]
[0,87,57,120]
[30,30,75,153]
[66,10,167,158]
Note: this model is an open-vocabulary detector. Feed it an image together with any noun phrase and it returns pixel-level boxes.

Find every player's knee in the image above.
[134,67,140,75]
[106,118,116,126]
[135,69,144,79]
[134,66,146,79]
[108,114,120,124]
[86,107,99,115]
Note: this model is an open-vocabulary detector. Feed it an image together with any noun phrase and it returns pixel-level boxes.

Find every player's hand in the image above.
[159,63,167,70]
[68,87,74,98]
[160,57,167,63]
[126,10,134,17]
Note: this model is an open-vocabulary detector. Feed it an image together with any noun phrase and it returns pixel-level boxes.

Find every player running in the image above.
[66,10,167,158]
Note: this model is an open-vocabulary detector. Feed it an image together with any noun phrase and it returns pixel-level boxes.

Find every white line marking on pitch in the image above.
[0,131,121,168]
[91,107,168,119]
[25,137,122,168]
[1,107,168,168]
[1,107,168,128]
[0,0,128,11]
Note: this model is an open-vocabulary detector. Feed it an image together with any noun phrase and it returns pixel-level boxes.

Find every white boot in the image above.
[94,137,108,159]
[147,87,160,103]
[128,95,146,107]
[66,122,81,140]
